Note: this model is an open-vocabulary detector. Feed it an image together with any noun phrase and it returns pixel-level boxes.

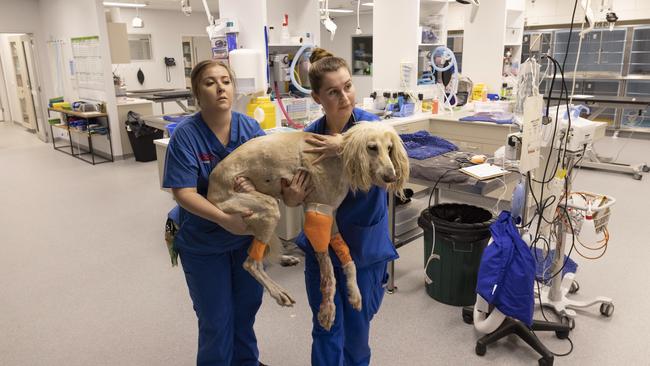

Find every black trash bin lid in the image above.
[420,203,494,232]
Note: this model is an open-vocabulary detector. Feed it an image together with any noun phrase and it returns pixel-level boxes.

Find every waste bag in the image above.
[418,203,494,306]
[125,111,163,162]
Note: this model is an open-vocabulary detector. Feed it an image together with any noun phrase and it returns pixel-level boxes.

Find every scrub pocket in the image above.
[367,263,389,319]
[165,218,179,266]
[342,213,396,268]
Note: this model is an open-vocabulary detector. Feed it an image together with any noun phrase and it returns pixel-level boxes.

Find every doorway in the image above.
[0,33,45,140]
[181,35,212,88]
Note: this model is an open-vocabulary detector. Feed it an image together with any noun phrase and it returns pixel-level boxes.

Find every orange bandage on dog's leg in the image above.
[304,211,334,253]
[248,239,268,262]
[330,233,352,265]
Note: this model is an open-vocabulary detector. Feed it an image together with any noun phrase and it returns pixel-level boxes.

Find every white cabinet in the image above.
[107,22,130,64]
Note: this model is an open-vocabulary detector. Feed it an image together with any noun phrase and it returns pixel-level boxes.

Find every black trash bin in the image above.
[418,203,494,306]
[125,111,164,162]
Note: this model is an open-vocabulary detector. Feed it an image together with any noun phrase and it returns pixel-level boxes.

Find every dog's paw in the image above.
[348,288,362,311]
[268,284,296,307]
[280,255,301,267]
[318,301,336,331]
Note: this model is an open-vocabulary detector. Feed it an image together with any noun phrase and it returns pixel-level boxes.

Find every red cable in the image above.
[273,81,303,129]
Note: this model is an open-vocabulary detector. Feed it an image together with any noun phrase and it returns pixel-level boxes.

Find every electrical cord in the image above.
[534,280,575,357]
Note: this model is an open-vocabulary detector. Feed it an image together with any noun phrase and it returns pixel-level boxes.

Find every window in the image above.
[623,81,650,128]
[553,29,626,74]
[128,34,152,61]
[447,34,463,73]
[351,36,372,76]
[522,32,552,74]
[629,27,650,75]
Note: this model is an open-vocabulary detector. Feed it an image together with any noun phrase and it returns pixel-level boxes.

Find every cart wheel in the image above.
[561,316,576,330]
[555,329,570,339]
[475,342,487,356]
[642,164,650,173]
[600,302,615,317]
[462,311,474,325]
[633,173,643,180]
[569,280,580,294]
[539,356,554,366]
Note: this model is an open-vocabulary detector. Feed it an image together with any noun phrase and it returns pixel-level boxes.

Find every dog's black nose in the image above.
[382,174,396,183]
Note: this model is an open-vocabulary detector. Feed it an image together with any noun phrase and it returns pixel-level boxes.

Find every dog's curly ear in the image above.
[342,128,373,193]
[387,130,410,198]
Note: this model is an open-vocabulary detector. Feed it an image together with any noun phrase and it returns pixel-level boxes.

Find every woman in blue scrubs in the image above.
[296,48,399,366]
[163,60,307,366]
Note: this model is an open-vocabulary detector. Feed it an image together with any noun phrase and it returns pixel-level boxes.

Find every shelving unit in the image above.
[48,107,114,165]
[417,0,449,84]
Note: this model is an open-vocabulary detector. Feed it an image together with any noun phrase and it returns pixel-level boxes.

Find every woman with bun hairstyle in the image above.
[296,48,399,366]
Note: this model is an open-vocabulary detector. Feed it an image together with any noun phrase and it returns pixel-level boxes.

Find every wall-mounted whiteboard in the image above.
[71,36,104,96]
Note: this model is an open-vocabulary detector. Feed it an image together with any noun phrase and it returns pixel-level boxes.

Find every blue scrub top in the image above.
[163,111,265,255]
[295,107,399,269]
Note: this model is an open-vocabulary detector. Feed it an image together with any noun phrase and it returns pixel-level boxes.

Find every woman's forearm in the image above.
[172,188,226,225]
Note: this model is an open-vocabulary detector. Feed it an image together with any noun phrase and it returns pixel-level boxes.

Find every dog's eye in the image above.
[367,144,378,151]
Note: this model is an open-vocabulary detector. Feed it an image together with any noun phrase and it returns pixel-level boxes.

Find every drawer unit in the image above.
[393,120,430,134]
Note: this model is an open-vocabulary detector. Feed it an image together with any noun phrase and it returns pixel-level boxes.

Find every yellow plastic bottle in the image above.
[246,96,277,130]
[472,83,486,102]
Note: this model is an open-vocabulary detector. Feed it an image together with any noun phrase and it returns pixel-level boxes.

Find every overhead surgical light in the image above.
[456,0,479,5]
[606,11,618,31]
[132,15,144,27]
[181,0,192,16]
[132,3,144,28]
[103,1,147,8]
[320,0,338,40]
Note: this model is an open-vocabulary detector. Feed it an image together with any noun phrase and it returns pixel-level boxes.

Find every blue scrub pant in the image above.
[179,246,264,366]
[304,255,389,366]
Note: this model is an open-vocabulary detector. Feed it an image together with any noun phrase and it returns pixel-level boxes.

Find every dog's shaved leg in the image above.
[243,257,296,306]
[331,233,362,311]
[303,204,338,329]
[342,262,362,311]
[315,251,336,331]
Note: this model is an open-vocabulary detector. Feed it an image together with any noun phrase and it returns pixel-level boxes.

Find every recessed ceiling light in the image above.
[103,2,147,8]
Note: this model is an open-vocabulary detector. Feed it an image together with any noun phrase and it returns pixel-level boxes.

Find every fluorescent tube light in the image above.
[103,2,147,8]
[362,2,374,6]
[321,9,354,13]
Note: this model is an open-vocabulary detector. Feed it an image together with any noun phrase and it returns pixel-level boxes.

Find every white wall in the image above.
[525,0,650,26]
[447,3,466,31]
[462,0,508,94]
[39,0,123,156]
[444,0,650,29]
[267,0,321,45]
[113,8,216,94]
[321,13,374,99]
[373,0,420,92]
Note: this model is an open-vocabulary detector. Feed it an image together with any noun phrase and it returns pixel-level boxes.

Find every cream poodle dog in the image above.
[207,122,409,330]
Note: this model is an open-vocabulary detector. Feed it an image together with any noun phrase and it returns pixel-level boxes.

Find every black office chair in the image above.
[462,306,571,366]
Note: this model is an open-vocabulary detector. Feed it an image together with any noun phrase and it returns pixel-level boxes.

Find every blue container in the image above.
[166,123,178,136]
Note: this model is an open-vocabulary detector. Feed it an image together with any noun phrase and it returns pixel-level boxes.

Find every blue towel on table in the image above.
[399,130,458,160]
[459,112,515,125]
